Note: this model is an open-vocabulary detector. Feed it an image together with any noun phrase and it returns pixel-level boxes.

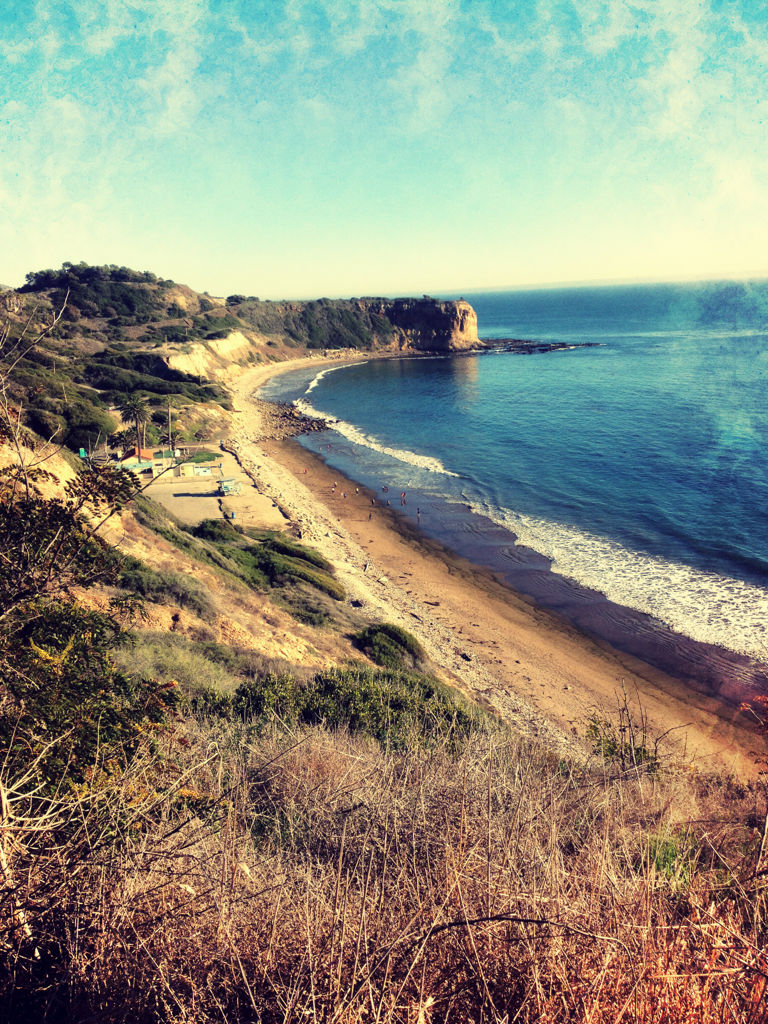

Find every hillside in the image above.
[2,265,767,1022]
[1,262,479,453]
[2,421,766,1022]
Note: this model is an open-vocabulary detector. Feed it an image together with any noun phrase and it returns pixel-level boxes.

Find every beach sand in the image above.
[225,358,764,777]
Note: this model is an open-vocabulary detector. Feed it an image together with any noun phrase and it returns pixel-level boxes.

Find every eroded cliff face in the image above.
[162,298,482,377]
[164,331,257,378]
[361,298,480,352]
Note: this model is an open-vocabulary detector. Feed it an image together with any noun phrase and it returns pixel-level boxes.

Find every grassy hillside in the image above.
[2,262,479,453]
[0,263,413,452]
[3,264,235,450]
[0,445,765,1022]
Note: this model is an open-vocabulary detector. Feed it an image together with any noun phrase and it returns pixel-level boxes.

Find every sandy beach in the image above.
[224,357,764,777]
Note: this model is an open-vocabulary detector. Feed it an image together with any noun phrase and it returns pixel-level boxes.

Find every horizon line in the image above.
[4,264,768,304]
[239,268,768,302]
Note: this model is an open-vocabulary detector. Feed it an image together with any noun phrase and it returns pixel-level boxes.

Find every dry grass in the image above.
[1,716,767,1023]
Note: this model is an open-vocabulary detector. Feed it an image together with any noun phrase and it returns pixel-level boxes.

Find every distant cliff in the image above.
[3,262,483,451]
[229,294,481,353]
[358,297,479,352]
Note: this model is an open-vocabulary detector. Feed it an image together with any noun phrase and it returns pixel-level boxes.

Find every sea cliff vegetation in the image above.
[1,270,767,1022]
[1,262,478,454]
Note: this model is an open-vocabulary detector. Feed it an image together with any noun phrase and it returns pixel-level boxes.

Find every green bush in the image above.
[261,536,334,572]
[352,623,425,670]
[118,558,216,620]
[61,399,117,451]
[263,550,345,600]
[645,830,699,888]
[191,518,242,542]
[213,538,344,601]
[187,686,235,718]
[228,665,480,749]
[136,510,343,604]
[586,712,659,775]
[0,463,179,788]
[114,636,233,693]
[271,587,332,626]
[0,603,178,785]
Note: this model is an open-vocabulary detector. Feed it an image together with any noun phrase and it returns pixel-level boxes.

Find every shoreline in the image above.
[225,356,765,777]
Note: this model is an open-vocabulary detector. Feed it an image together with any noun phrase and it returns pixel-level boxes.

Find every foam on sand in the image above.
[469,499,768,660]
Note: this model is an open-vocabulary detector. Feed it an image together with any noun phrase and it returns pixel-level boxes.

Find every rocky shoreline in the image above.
[251,398,329,440]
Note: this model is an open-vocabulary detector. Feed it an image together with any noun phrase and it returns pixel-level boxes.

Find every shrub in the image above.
[230,665,480,749]
[352,622,426,670]
[118,558,216,620]
[271,587,332,626]
[113,635,233,694]
[645,829,699,888]
[0,451,178,788]
[221,541,344,601]
[61,398,117,450]
[261,535,334,572]
[191,518,242,542]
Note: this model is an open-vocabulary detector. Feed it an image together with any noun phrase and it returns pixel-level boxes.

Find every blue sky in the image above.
[1,0,767,298]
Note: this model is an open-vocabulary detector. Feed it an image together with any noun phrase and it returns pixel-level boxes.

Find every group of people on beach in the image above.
[324,478,421,520]
[303,454,422,521]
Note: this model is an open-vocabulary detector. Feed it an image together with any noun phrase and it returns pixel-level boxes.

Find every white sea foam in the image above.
[469,499,768,660]
[305,362,361,395]
[294,395,459,477]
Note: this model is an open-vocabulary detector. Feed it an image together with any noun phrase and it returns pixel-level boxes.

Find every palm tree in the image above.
[116,394,150,454]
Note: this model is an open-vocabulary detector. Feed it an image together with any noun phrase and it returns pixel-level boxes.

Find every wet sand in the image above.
[225,359,766,777]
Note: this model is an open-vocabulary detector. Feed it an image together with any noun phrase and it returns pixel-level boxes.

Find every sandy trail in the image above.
[224,358,762,776]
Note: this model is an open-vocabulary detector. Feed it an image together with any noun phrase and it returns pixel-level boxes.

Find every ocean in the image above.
[260,281,768,703]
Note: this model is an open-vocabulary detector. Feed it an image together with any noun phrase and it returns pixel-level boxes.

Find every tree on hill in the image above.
[117,393,150,452]
[1,310,178,776]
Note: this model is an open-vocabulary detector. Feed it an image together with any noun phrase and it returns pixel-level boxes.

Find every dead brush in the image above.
[1,716,766,1023]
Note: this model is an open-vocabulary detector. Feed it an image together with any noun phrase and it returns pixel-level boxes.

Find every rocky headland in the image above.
[358,296,480,351]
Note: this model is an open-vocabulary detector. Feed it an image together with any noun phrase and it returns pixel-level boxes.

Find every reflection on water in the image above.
[448,354,480,409]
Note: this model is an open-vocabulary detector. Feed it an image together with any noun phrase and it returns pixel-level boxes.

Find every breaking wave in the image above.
[469,499,768,660]
[304,362,361,395]
[294,398,459,477]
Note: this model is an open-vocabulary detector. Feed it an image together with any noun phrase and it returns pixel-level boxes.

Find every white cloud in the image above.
[329,0,390,57]
[579,0,637,56]
[381,0,463,132]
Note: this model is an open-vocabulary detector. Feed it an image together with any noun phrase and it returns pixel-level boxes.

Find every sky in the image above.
[1,0,767,299]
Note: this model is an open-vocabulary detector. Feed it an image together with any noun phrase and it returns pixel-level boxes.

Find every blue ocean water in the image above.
[261,281,768,690]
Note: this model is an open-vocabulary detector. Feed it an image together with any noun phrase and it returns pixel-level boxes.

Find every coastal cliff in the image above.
[359,297,479,352]
[2,262,483,450]
[163,296,480,379]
